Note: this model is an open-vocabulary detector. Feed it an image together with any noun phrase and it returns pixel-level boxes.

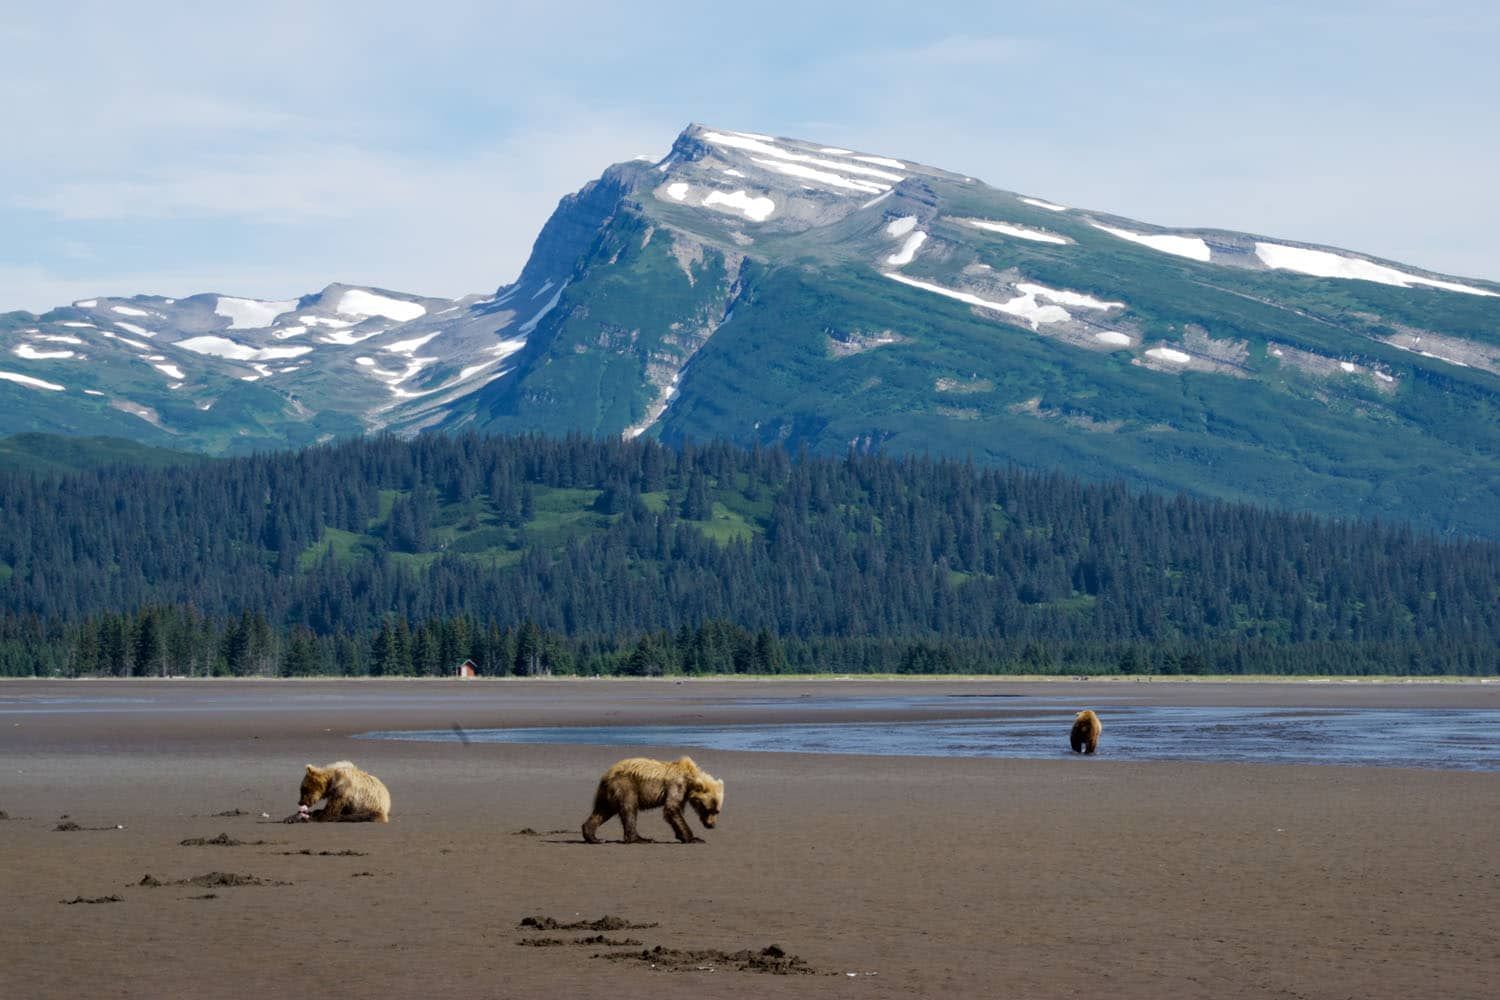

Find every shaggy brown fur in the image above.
[298,761,391,822]
[582,756,724,844]
[1070,710,1103,754]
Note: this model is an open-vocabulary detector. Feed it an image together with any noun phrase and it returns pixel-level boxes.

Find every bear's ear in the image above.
[305,764,318,774]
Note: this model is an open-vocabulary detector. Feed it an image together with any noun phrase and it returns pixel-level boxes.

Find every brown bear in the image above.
[581,756,724,844]
[294,761,391,823]
[1070,710,1103,754]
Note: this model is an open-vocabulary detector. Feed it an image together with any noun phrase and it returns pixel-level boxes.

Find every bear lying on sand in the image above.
[292,761,391,823]
[582,756,724,844]
[1070,710,1103,754]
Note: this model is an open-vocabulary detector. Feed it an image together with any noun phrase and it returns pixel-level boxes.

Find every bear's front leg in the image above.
[663,806,703,844]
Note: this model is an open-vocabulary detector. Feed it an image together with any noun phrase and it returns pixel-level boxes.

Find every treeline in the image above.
[1,432,1498,676]
[2,606,1488,679]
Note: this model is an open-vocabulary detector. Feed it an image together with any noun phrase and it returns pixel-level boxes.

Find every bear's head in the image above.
[689,775,725,828]
[299,764,331,808]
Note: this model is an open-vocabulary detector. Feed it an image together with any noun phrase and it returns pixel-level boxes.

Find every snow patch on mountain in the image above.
[1095,331,1133,347]
[519,279,569,335]
[1093,224,1211,263]
[1254,243,1497,297]
[176,336,314,362]
[153,362,186,380]
[1,371,65,391]
[666,182,690,201]
[215,296,296,329]
[961,219,1070,245]
[886,231,928,267]
[114,322,155,338]
[111,305,151,317]
[336,289,429,321]
[886,216,918,238]
[702,190,776,222]
[1020,197,1068,212]
[14,344,77,360]
[383,332,441,355]
[885,273,1073,329]
[1145,347,1191,364]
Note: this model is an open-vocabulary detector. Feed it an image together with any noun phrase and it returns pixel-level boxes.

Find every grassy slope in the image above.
[0,432,209,474]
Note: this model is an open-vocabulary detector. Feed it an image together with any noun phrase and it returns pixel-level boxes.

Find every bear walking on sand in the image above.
[582,756,724,844]
[1070,710,1103,754]
[293,761,391,823]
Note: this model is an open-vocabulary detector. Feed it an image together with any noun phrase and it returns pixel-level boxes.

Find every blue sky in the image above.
[3,1,1496,312]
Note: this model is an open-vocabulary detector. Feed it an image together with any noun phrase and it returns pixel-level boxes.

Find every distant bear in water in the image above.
[1070,710,1102,754]
[582,756,724,844]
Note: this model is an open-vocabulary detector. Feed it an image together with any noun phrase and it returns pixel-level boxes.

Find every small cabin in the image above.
[456,659,478,679]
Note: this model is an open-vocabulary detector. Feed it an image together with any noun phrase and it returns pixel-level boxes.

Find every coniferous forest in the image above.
[0,432,1496,678]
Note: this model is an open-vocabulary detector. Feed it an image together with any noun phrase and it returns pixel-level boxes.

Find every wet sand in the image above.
[2,678,1496,999]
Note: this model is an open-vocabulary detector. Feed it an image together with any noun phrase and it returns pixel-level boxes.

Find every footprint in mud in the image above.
[600,944,822,975]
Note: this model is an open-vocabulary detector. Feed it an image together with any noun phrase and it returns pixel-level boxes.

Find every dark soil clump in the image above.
[574,935,642,947]
[520,915,659,931]
[61,895,122,905]
[54,821,82,831]
[184,871,285,888]
[601,944,819,975]
[137,872,288,888]
[211,809,250,817]
[181,833,267,846]
[517,938,567,947]
[511,827,540,836]
[280,848,367,856]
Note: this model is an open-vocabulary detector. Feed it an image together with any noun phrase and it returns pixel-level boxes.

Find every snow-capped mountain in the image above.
[5,123,1499,535]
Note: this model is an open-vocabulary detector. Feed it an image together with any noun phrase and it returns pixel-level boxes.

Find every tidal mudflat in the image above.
[2,678,1496,999]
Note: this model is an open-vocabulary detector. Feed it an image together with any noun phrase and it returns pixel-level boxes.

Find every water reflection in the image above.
[363,705,1500,772]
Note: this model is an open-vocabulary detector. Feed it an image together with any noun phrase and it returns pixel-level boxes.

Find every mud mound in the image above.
[54,821,82,831]
[181,833,274,847]
[61,895,122,905]
[184,872,285,888]
[517,938,567,947]
[137,872,289,888]
[280,848,367,857]
[575,935,642,947]
[211,809,250,817]
[601,944,819,975]
[520,915,659,931]
[351,871,375,877]
[511,827,540,836]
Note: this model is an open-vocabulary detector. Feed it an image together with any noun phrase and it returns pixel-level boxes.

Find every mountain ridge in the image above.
[4,123,1497,534]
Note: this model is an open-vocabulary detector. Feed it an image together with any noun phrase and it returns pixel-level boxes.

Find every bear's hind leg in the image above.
[582,805,615,844]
